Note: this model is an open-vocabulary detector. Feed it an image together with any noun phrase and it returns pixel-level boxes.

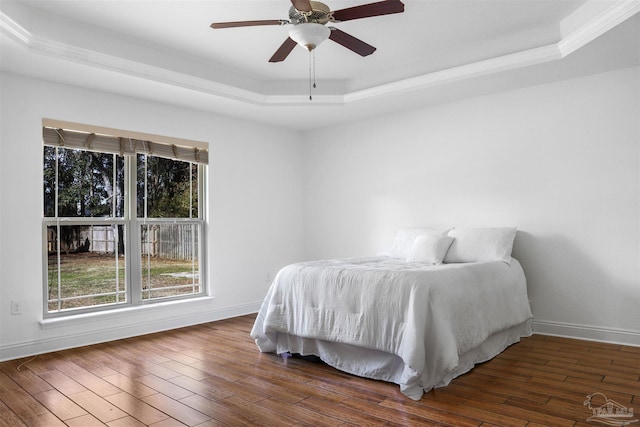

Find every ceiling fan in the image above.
[210,0,405,63]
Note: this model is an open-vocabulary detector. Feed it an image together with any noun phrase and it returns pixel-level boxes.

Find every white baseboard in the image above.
[0,300,263,362]
[532,319,640,347]
[4,312,637,362]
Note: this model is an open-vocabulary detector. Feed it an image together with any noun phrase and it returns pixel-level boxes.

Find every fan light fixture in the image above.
[288,23,330,100]
[210,0,406,100]
[288,23,330,51]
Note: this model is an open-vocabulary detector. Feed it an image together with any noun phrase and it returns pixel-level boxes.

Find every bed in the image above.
[250,227,533,400]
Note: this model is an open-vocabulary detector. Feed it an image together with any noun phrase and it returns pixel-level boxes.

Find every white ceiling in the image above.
[1,0,638,131]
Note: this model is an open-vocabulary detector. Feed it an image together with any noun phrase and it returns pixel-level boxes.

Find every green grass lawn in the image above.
[47,252,198,311]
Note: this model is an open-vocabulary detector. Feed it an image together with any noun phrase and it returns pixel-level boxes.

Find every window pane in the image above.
[43,146,57,217]
[43,147,124,218]
[47,224,126,312]
[137,155,198,218]
[140,223,200,300]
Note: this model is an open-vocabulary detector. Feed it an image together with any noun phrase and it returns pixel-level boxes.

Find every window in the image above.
[42,120,208,317]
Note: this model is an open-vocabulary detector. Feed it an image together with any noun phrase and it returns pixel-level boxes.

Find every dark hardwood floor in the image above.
[0,314,638,426]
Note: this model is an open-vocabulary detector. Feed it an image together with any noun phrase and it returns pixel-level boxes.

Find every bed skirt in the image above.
[270,319,532,400]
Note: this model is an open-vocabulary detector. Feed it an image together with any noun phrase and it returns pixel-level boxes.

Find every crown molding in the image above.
[0,9,29,43]
[1,1,637,107]
[559,0,640,56]
[346,44,563,103]
[1,10,346,106]
[0,10,267,105]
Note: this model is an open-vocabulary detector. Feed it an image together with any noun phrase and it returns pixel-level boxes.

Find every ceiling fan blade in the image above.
[329,28,376,56]
[269,37,298,62]
[290,0,313,12]
[210,20,287,29]
[331,0,404,22]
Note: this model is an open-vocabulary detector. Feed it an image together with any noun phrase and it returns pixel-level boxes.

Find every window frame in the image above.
[42,120,208,319]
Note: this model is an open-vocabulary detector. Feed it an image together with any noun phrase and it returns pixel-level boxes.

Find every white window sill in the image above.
[40,296,215,330]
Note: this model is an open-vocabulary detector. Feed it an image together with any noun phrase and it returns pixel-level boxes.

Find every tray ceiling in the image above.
[1,0,638,130]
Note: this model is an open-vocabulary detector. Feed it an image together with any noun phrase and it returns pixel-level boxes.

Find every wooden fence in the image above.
[47,225,117,254]
[141,224,198,260]
[47,223,198,260]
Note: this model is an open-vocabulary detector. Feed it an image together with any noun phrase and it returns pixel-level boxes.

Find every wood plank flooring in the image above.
[0,314,638,426]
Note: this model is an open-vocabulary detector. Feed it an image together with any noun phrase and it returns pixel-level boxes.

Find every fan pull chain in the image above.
[313,50,317,89]
[308,50,317,101]
[308,51,313,101]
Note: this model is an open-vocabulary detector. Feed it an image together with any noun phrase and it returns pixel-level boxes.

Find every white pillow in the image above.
[444,227,517,264]
[383,227,451,259]
[406,235,454,265]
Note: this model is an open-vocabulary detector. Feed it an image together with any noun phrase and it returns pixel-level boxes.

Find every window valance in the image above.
[42,119,209,165]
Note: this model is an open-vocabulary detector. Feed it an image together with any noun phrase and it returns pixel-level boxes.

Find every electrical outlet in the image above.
[265,273,271,284]
[11,300,22,315]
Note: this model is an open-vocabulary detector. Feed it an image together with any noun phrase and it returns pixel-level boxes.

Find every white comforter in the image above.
[251,256,533,399]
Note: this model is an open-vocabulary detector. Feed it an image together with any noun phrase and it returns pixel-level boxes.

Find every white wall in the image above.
[2,65,638,360]
[302,67,640,345]
[0,73,305,360]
